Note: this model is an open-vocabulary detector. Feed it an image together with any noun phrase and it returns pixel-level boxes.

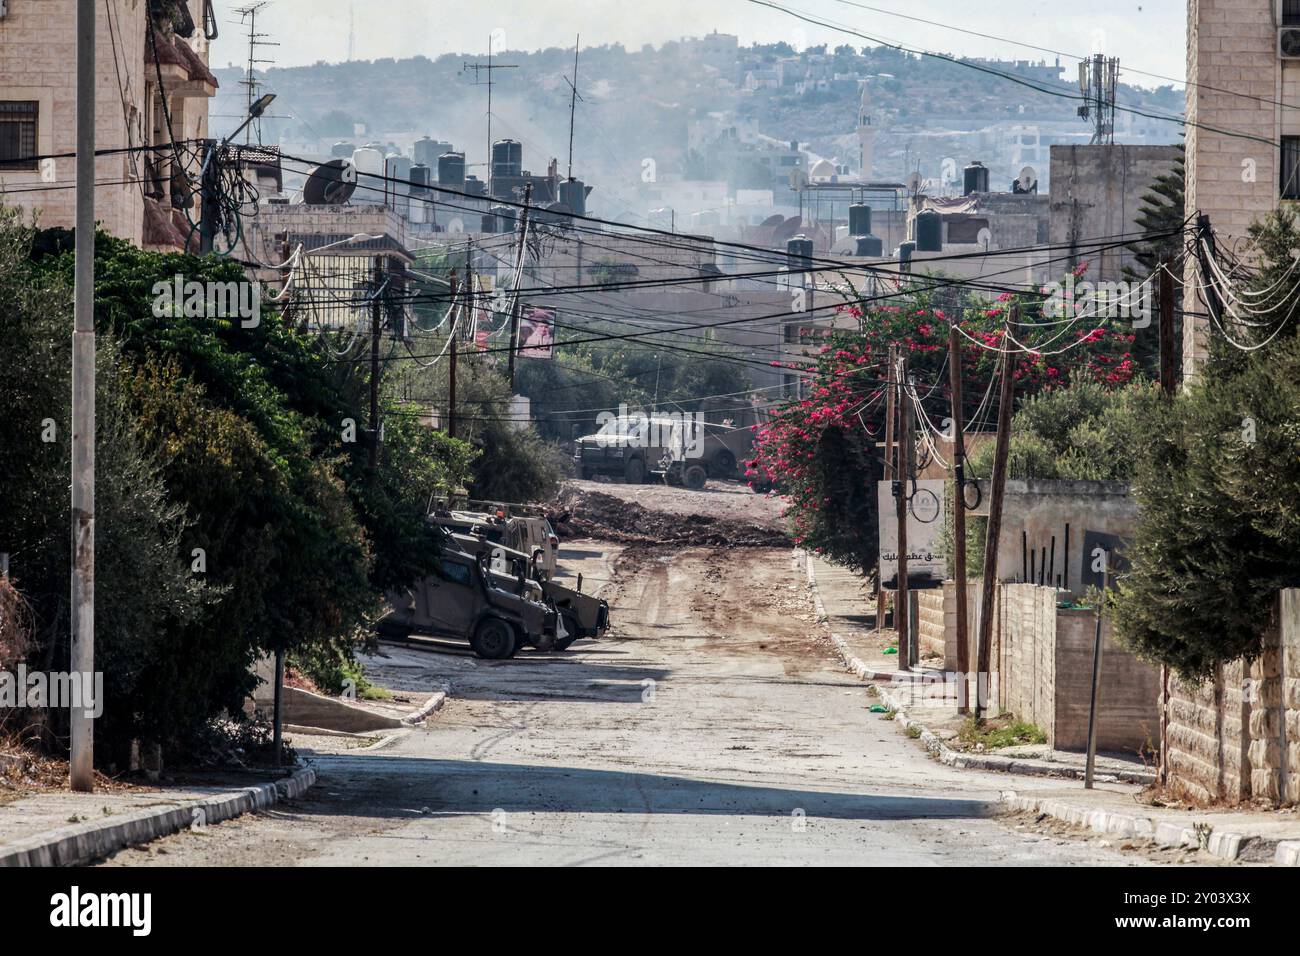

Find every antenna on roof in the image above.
[564,35,583,181]
[347,0,356,62]
[462,35,518,173]
[233,2,279,145]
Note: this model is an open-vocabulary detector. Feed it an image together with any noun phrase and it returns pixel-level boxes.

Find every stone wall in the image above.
[1164,589,1299,806]
[916,588,946,661]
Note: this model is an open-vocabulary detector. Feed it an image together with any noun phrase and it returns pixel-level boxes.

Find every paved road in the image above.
[102,541,1150,866]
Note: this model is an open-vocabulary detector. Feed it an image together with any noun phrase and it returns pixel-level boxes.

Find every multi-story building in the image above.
[1183,0,1293,379]
[0,0,216,250]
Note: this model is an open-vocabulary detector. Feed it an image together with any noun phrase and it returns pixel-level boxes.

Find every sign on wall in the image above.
[877,478,947,588]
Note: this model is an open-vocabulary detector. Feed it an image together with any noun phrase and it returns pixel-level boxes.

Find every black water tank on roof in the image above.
[914,210,942,252]
[963,160,989,196]
[848,203,872,237]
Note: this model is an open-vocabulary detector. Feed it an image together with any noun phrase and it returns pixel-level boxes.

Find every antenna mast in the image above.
[234,2,279,145]
[1077,53,1119,145]
[347,0,356,62]
[462,35,518,174]
[565,34,582,181]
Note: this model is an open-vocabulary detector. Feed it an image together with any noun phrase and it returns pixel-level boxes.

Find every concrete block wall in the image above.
[1164,588,1299,806]
[916,588,946,660]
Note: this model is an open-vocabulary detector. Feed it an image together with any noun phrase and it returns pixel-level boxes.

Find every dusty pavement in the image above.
[98,483,1167,866]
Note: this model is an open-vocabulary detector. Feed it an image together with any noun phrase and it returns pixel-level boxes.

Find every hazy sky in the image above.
[210,0,1186,89]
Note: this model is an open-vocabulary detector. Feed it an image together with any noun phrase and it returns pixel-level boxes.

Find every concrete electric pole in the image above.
[70,0,96,793]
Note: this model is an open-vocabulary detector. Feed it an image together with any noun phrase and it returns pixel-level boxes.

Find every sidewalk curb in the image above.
[401,682,450,726]
[801,550,950,686]
[999,790,1297,865]
[0,765,317,868]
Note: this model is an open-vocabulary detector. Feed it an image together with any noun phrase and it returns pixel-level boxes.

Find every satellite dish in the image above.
[760,213,786,227]
[1016,165,1038,194]
[977,227,993,249]
[447,217,465,234]
[773,216,803,244]
[302,159,357,205]
[906,171,922,194]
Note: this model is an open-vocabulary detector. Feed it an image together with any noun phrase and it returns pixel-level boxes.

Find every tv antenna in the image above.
[234,2,279,145]
[347,0,356,62]
[1077,54,1119,145]
[462,35,518,172]
[564,35,583,181]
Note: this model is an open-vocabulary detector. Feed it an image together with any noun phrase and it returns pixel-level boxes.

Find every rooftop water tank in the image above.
[409,164,433,199]
[786,235,814,264]
[491,139,523,179]
[914,210,942,252]
[848,203,872,237]
[898,240,916,272]
[854,234,883,257]
[559,178,588,218]
[491,204,517,234]
[437,152,465,187]
[350,147,384,204]
[963,160,989,196]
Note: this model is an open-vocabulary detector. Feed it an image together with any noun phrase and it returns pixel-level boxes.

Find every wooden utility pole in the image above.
[948,324,970,713]
[448,270,459,440]
[1158,257,1176,399]
[507,182,533,390]
[368,255,384,471]
[975,324,1017,721]
[877,344,897,631]
[895,354,911,670]
[70,0,96,793]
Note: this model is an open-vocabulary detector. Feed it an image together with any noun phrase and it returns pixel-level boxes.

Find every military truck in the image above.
[376,543,555,659]
[443,528,610,650]
[652,419,757,490]
[572,415,680,484]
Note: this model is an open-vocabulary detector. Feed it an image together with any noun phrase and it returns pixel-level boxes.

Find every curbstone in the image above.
[1276,841,1300,866]
[401,683,451,725]
[0,765,316,868]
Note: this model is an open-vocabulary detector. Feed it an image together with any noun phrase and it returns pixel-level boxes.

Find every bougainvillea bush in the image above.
[747,273,1140,574]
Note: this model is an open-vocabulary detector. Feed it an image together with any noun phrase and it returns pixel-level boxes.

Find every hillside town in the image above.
[0,0,1295,930]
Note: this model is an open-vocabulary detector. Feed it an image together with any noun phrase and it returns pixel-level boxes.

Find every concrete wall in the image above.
[916,589,946,660]
[1164,589,1300,806]
[997,583,1161,752]
[1048,145,1181,286]
[969,479,1139,595]
[1183,0,1283,382]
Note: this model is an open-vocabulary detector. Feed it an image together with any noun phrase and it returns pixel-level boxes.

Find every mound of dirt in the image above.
[551,488,791,548]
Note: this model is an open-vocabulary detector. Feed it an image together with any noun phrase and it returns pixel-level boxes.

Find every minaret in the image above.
[856,83,875,181]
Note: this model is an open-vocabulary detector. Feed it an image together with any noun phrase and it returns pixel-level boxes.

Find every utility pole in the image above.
[976,324,1017,721]
[1158,256,1176,399]
[507,182,533,390]
[70,0,96,793]
[368,256,385,471]
[271,648,284,768]
[894,353,911,671]
[877,343,897,632]
[948,324,970,713]
[1084,557,1110,789]
[448,269,458,441]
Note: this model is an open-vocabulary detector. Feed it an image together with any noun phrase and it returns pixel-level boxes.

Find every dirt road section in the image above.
[98,529,1156,866]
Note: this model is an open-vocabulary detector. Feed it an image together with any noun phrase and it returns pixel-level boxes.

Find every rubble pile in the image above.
[552,488,790,548]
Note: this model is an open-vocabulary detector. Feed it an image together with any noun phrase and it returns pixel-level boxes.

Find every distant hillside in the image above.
[212,39,1184,212]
